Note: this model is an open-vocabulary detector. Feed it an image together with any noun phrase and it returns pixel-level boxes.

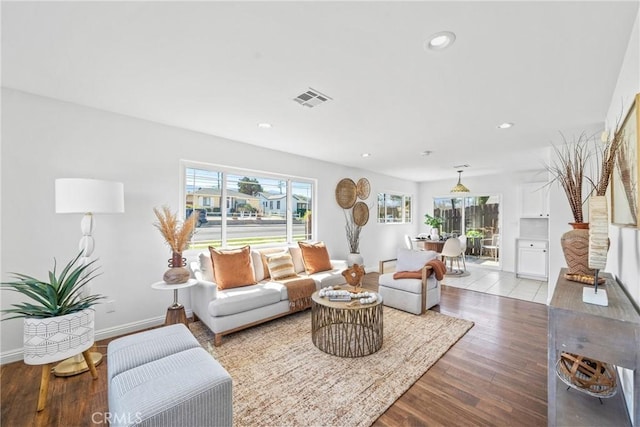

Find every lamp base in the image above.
[582,287,608,306]
[52,351,103,377]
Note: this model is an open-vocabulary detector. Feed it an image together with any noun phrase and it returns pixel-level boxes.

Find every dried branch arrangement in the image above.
[344,209,362,253]
[547,132,591,224]
[591,123,624,197]
[153,206,197,253]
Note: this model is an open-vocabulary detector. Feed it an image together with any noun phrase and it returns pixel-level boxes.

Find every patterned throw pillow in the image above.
[258,248,288,280]
[298,241,333,274]
[266,253,297,281]
[209,245,257,290]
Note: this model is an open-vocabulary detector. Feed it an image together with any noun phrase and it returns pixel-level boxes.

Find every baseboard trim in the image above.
[0,310,193,365]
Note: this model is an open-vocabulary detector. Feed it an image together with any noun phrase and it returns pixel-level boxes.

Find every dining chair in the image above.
[481,234,500,261]
[457,235,467,271]
[404,234,414,250]
[440,238,464,272]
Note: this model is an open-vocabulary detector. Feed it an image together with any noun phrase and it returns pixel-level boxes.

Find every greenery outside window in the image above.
[182,162,315,249]
[377,192,412,223]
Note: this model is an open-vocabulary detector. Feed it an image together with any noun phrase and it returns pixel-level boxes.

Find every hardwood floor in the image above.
[0,284,548,427]
[374,285,548,427]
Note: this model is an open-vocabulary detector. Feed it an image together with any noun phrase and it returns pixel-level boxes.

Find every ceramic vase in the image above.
[561,223,594,277]
[164,252,190,284]
[347,252,364,267]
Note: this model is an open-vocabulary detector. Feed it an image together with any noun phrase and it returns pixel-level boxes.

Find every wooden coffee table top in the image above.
[311,285,382,310]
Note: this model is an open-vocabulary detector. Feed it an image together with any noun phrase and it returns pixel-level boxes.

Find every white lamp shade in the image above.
[55,178,124,214]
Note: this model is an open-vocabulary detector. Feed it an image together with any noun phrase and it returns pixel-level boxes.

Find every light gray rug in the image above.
[191,307,473,427]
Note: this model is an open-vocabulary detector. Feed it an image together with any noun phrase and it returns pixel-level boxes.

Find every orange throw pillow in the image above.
[298,241,333,274]
[209,245,257,290]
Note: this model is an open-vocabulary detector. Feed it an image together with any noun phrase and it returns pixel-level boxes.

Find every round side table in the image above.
[151,279,198,327]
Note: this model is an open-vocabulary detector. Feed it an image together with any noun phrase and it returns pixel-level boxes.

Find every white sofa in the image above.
[378,248,442,315]
[190,245,347,345]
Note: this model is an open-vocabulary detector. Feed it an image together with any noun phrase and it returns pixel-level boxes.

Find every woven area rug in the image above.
[190,307,473,427]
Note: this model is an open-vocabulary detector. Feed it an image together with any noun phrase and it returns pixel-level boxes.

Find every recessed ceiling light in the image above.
[425,31,456,51]
[362,153,371,158]
[257,123,272,129]
[497,122,514,129]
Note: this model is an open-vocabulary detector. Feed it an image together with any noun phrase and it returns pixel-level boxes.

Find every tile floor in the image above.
[442,265,549,305]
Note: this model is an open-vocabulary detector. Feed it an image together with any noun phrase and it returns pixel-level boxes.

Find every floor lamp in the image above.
[54,178,124,376]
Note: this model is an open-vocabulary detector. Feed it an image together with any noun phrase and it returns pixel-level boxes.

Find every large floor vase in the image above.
[561,223,594,277]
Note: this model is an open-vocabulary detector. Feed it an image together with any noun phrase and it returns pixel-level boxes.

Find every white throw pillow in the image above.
[395,248,438,272]
[199,252,215,282]
[288,246,306,273]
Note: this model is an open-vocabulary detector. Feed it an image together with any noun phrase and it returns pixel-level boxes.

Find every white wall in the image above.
[0,88,418,362]
[418,169,549,274]
[605,12,640,307]
[605,11,640,424]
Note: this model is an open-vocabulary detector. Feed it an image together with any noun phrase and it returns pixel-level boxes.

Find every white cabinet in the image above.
[517,239,548,280]
[520,182,549,218]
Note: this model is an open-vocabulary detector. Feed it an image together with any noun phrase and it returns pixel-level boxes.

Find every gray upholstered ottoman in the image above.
[107,324,232,427]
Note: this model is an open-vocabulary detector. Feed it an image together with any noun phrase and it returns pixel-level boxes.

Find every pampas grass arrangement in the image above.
[153,206,197,253]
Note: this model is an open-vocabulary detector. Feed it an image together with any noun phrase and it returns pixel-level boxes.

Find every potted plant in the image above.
[424,213,444,240]
[1,251,104,363]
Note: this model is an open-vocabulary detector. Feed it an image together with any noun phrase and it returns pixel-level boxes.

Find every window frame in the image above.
[180,160,317,248]
[376,191,413,224]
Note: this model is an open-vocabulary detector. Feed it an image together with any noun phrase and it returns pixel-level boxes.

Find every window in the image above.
[377,192,412,223]
[183,163,315,249]
[433,195,500,261]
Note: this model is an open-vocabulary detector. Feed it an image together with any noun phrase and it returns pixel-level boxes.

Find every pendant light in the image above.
[451,170,470,193]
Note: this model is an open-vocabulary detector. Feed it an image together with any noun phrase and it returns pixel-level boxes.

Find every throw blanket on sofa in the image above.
[279,276,316,312]
[392,259,447,281]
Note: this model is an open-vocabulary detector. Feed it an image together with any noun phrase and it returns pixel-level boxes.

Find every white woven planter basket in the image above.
[23,308,95,365]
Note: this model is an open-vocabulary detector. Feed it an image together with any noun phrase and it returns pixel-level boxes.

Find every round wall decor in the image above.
[356,178,370,200]
[335,178,357,209]
[353,201,369,226]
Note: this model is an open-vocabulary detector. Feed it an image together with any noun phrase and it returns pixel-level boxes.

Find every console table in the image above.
[548,269,640,426]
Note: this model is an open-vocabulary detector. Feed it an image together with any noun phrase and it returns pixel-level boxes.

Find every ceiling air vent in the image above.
[293,88,332,108]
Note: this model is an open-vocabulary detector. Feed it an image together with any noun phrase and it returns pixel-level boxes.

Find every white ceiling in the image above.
[2,1,638,182]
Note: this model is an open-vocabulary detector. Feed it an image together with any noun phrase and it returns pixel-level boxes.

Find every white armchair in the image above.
[378,248,442,315]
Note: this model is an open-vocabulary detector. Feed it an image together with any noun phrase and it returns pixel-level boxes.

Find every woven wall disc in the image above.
[336,178,357,209]
[356,178,371,200]
[353,201,369,226]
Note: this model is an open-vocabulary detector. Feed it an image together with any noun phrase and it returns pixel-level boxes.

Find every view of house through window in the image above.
[377,193,412,223]
[184,164,314,249]
[433,195,500,264]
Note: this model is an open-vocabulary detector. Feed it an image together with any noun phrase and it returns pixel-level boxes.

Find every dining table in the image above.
[414,239,445,252]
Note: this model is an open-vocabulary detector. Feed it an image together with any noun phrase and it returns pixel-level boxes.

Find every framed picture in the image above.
[611,92,639,227]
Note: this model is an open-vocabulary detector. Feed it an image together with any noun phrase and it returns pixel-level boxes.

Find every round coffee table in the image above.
[311,288,383,357]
